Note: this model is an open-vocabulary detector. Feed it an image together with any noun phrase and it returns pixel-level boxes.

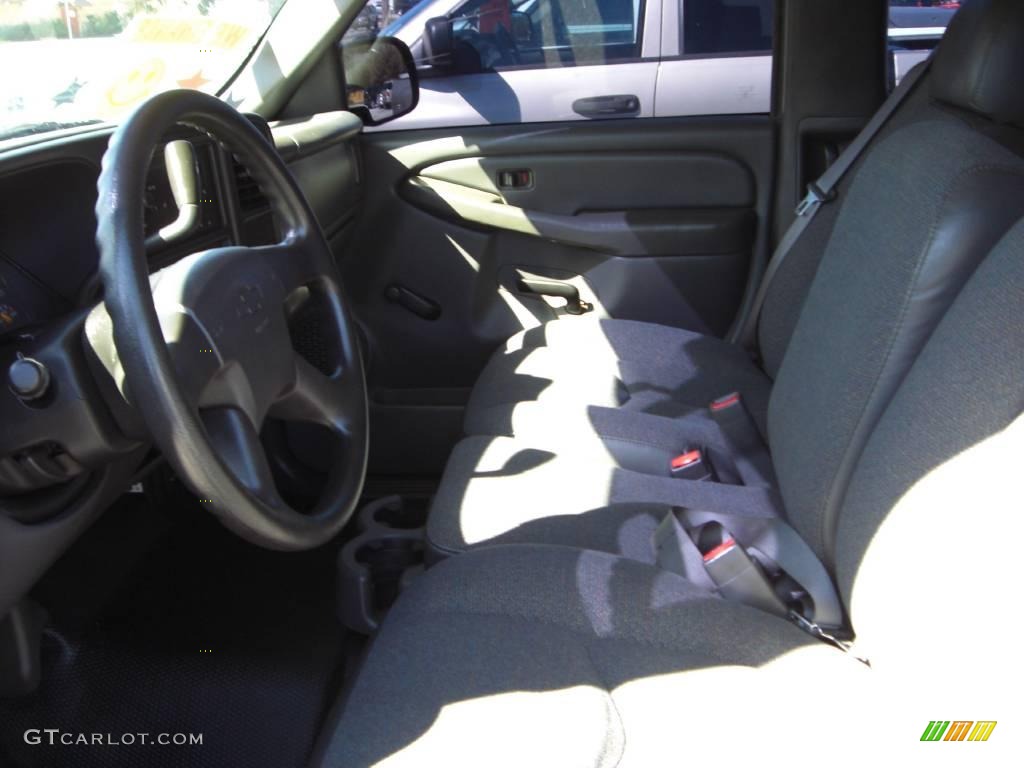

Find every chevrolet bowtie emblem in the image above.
[235,284,264,318]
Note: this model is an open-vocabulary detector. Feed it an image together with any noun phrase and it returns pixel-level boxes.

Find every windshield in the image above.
[0,0,286,142]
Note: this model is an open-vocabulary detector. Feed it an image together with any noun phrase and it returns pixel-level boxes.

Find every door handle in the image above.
[497,169,533,189]
[516,275,592,315]
[572,95,640,119]
[384,283,441,321]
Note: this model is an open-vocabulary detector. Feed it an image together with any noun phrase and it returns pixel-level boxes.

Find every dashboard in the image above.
[0,123,276,341]
[0,108,365,619]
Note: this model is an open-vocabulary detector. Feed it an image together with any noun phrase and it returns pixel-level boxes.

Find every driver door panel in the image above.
[344,116,772,475]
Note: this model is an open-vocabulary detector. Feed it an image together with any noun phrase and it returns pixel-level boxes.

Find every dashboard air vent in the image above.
[233,160,271,216]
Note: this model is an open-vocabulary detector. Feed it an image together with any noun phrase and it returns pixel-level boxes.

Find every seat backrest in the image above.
[756,74,932,379]
[757,0,1024,378]
[766,0,1024,566]
[835,218,1023,688]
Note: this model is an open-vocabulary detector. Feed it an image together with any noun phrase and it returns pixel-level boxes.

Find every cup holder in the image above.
[338,496,431,634]
[357,494,430,532]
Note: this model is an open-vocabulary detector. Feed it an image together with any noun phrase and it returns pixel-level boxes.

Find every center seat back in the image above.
[766,0,1024,568]
[836,217,1024,691]
[650,0,1024,627]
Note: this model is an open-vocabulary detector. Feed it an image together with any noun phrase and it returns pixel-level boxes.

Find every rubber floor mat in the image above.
[0,489,351,768]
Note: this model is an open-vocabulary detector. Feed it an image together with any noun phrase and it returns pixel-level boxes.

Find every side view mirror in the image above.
[510,12,533,46]
[344,36,420,126]
[422,16,455,70]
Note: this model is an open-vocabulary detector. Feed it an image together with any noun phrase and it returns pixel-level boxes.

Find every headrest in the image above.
[930,0,1024,128]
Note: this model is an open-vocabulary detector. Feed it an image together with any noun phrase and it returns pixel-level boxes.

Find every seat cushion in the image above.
[316,545,865,768]
[464,318,773,440]
[427,434,782,557]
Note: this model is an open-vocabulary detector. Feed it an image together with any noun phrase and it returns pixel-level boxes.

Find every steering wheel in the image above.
[493,24,521,67]
[94,90,368,551]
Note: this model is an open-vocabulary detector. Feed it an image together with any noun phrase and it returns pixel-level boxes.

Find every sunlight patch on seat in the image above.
[458,438,619,544]
[376,685,624,768]
[849,416,1023,710]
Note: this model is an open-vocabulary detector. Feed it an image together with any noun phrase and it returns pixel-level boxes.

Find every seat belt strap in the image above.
[709,393,760,452]
[740,58,932,346]
[789,611,870,666]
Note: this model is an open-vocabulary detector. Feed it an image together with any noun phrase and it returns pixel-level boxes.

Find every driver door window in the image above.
[368,0,657,130]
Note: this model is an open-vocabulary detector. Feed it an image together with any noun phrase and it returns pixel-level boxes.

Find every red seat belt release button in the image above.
[671,449,702,471]
[710,392,741,412]
[702,538,737,563]
[670,449,715,481]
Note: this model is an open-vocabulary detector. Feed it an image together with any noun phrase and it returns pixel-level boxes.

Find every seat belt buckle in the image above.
[709,390,757,451]
[670,448,716,481]
[699,531,789,619]
[710,391,741,413]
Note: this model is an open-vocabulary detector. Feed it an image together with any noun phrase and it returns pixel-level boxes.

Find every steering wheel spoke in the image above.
[200,407,284,509]
[254,236,333,302]
[271,354,364,436]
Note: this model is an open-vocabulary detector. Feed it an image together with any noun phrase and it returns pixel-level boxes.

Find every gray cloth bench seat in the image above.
[428,2,1024,565]
[318,206,1024,767]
